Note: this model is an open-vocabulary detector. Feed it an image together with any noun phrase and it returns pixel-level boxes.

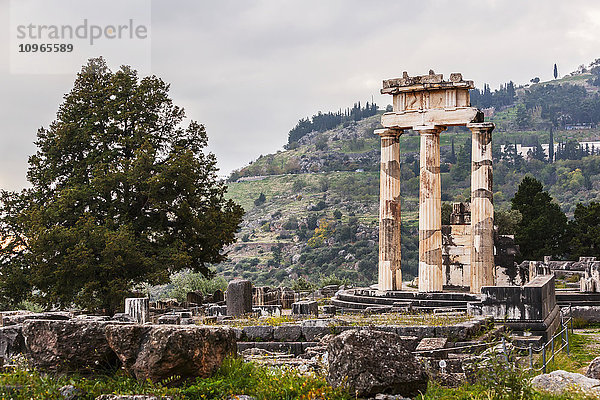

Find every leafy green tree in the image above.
[0,58,243,313]
[511,176,568,260]
[494,209,522,235]
[568,202,600,258]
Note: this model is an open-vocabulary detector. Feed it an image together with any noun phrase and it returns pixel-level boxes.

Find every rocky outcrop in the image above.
[586,356,600,379]
[105,325,236,382]
[532,370,600,396]
[22,320,119,373]
[326,329,428,398]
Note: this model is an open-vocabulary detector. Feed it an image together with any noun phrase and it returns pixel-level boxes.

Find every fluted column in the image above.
[376,128,403,290]
[467,122,495,293]
[417,126,445,292]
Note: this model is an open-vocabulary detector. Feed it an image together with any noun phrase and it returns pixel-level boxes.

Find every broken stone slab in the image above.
[2,311,72,326]
[292,300,318,317]
[253,305,282,317]
[157,314,180,325]
[227,279,253,317]
[237,342,307,356]
[532,370,600,396]
[242,326,274,341]
[396,325,435,339]
[105,325,236,382]
[111,313,136,323]
[22,320,120,373]
[415,337,448,358]
[207,305,227,317]
[273,325,302,342]
[327,329,428,398]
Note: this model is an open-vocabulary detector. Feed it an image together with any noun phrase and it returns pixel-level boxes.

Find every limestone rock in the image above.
[327,329,428,397]
[2,311,72,326]
[22,320,119,373]
[292,301,318,316]
[586,356,600,379]
[227,279,253,317]
[0,325,24,357]
[105,325,236,382]
[532,370,600,396]
[59,385,84,400]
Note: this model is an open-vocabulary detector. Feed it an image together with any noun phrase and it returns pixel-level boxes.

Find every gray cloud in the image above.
[1,0,599,190]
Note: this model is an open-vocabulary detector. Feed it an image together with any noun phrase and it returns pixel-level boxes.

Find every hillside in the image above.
[218,62,600,287]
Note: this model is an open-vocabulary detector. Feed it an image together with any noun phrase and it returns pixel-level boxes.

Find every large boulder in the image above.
[532,370,600,396]
[22,320,119,373]
[586,356,600,379]
[105,325,236,382]
[326,329,428,398]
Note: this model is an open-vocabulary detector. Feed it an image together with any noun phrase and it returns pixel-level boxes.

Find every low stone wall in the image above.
[232,316,492,355]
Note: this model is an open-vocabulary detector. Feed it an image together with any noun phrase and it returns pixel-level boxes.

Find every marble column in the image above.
[376,128,403,291]
[467,122,495,293]
[417,126,445,292]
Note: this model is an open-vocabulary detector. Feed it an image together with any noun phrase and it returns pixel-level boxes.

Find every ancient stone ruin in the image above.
[376,70,494,294]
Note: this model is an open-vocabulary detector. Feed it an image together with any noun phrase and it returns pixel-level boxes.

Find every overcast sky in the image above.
[1,0,600,191]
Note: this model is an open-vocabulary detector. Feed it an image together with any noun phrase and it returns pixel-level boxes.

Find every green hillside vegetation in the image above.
[218,61,600,287]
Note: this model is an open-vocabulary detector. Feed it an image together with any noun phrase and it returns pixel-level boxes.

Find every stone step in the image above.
[510,335,544,350]
[237,342,319,356]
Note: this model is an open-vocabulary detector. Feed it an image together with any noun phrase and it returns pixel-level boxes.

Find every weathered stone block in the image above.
[327,329,428,397]
[226,280,253,317]
[292,300,318,317]
[273,325,302,342]
[22,320,119,373]
[105,325,236,382]
[242,326,273,341]
[157,315,180,325]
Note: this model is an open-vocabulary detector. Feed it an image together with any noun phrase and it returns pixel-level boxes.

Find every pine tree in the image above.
[548,125,554,163]
[0,58,244,313]
[511,176,569,260]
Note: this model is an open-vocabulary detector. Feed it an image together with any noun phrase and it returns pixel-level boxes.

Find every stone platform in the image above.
[331,288,480,312]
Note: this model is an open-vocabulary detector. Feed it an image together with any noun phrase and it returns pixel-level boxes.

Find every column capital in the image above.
[413,125,447,134]
[374,128,404,138]
[466,122,495,132]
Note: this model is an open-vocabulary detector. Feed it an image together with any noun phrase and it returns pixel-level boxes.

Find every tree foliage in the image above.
[0,58,244,313]
[511,176,568,261]
[287,102,377,145]
[569,202,600,258]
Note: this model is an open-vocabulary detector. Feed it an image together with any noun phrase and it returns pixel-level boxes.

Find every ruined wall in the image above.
[442,225,471,289]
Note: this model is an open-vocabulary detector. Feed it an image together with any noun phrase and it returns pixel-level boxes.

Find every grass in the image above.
[0,358,352,400]
[2,331,598,399]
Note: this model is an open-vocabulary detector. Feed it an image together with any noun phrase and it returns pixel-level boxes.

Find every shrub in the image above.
[165,272,227,302]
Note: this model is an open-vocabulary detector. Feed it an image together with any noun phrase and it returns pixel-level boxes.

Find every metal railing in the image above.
[411,305,574,374]
[511,304,573,373]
